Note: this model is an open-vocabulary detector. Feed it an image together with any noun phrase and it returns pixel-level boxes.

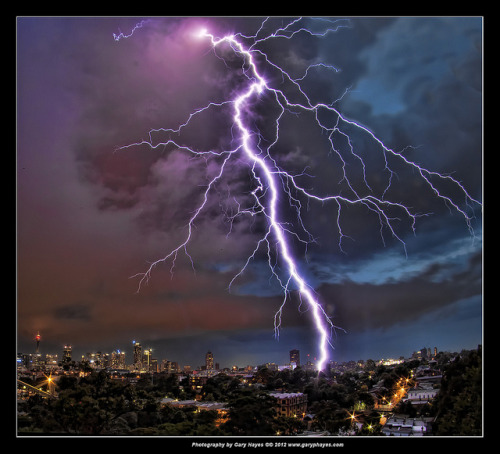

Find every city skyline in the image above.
[19,331,474,371]
[17,17,482,370]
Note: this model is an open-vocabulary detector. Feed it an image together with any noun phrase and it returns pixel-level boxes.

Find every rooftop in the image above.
[269,392,305,399]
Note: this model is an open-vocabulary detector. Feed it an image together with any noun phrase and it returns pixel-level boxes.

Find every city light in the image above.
[17,343,482,436]
[347,411,358,423]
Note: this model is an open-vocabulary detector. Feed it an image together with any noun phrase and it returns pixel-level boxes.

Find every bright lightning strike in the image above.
[115,18,481,371]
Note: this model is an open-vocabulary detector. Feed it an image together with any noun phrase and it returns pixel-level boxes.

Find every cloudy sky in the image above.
[17,17,482,368]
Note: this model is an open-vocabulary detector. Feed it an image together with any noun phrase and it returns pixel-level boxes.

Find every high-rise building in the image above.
[45,354,58,370]
[143,348,153,371]
[163,359,180,373]
[206,351,214,370]
[63,345,72,363]
[111,350,126,369]
[133,341,142,370]
[290,349,300,367]
[84,351,106,368]
[102,352,110,368]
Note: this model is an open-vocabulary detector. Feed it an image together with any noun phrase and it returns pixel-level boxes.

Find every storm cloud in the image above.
[17,17,482,366]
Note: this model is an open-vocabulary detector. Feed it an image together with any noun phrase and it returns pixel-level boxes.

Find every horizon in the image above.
[17,332,481,370]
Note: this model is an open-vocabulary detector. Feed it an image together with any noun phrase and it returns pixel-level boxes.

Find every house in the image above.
[403,386,438,405]
[381,414,434,436]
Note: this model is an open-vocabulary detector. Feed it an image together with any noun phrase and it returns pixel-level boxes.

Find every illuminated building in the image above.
[270,392,308,418]
[404,387,438,404]
[206,351,214,370]
[86,351,103,368]
[161,360,180,373]
[290,349,300,367]
[143,348,152,371]
[63,345,72,363]
[378,358,404,366]
[133,341,142,370]
[111,350,126,369]
[45,354,59,371]
[303,361,315,372]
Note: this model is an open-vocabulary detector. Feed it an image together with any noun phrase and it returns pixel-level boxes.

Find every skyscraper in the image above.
[111,350,126,369]
[290,349,300,367]
[143,348,153,371]
[206,351,214,370]
[63,345,72,363]
[133,341,142,370]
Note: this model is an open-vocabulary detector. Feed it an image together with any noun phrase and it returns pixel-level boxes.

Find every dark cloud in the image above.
[53,304,92,321]
[340,18,482,187]
[17,17,482,365]
[318,249,482,333]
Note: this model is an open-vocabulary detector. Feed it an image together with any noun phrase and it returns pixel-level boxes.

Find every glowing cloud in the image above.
[115,18,481,370]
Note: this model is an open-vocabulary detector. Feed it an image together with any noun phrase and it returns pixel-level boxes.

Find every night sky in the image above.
[17,17,482,369]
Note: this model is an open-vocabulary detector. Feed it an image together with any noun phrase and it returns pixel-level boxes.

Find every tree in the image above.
[156,408,224,435]
[432,348,482,435]
[365,359,376,372]
[48,372,131,434]
[355,391,375,410]
[309,400,350,435]
[223,389,278,435]
[395,400,417,417]
[273,415,306,435]
[357,411,383,436]
[21,371,138,434]
[253,367,274,386]
[200,373,240,401]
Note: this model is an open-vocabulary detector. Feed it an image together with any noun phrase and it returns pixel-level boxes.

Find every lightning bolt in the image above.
[115,18,481,371]
[112,19,150,41]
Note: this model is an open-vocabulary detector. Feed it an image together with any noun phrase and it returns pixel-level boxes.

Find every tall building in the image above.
[45,354,58,371]
[290,349,300,367]
[111,350,126,369]
[86,351,102,368]
[63,345,72,363]
[35,332,41,353]
[206,351,214,370]
[143,348,153,372]
[133,341,142,370]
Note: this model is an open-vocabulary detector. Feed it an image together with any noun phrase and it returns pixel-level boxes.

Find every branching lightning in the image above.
[114,18,481,371]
